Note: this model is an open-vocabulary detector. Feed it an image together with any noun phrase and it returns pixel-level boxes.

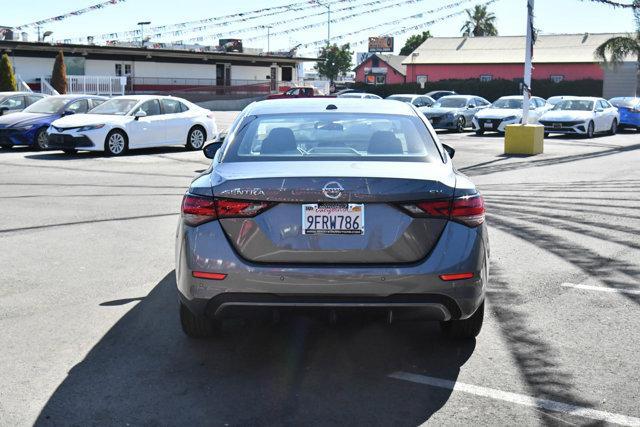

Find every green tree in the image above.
[399,31,432,56]
[51,50,67,94]
[460,4,498,37]
[594,4,640,96]
[315,43,353,85]
[0,53,17,91]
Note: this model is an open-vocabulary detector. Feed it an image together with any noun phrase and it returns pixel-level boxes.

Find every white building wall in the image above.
[85,59,117,76]
[132,61,216,79]
[11,57,54,82]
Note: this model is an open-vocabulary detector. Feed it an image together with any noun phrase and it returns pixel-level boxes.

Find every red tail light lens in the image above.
[181,194,273,226]
[440,272,474,281]
[400,194,485,227]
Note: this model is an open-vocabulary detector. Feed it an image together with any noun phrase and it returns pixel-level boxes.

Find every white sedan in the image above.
[337,92,382,99]
[538,97,619,138]
[472,95,551,135]
[46,95,217,155]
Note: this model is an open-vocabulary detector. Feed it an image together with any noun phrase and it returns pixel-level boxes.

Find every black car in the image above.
[426,90,457,101]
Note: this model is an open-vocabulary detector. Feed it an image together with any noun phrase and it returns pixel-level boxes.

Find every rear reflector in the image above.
[192,271,227,280]
[400,194,485,227]
[181,194,274,226]
[439,272,474,281]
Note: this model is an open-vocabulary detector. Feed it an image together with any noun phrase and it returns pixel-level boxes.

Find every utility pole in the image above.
[314,0,331,46]
[522,0,534,125]
[137,21,151,48]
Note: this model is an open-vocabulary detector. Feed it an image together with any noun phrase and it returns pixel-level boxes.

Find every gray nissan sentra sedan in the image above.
[175,98,489,339]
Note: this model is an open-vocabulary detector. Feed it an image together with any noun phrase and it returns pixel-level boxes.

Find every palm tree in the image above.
[594,6,640,96]
[460,4,498,37]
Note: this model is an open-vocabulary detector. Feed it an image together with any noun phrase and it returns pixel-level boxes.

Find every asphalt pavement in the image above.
[0,119,639,426]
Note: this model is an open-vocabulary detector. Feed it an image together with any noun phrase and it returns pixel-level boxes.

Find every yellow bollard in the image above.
[504,124,544,155]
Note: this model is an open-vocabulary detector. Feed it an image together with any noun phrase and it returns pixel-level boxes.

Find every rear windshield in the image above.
[221,113,440,163]
[609,97,640,108]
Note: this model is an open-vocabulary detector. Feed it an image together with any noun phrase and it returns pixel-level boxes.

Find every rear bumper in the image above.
[175,219,489,321]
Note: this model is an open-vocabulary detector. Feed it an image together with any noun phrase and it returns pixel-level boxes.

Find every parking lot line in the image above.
[389,372,640,426]
[561,283,640,295]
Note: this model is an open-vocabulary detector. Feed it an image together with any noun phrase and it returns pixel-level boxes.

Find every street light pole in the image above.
[137,21,151,48]
[522,0,534,125]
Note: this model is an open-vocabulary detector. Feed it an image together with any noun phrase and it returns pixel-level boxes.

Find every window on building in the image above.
[550,75,564,83]
[480,74,493,82]
[281,66,293,82]
[366,75,376,85]
[375,75,386,85]
[115,64,122,76]
[124,64,132,75]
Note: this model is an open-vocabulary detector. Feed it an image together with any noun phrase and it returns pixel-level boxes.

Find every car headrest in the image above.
[260,128,297,154]
[367,131,403,155]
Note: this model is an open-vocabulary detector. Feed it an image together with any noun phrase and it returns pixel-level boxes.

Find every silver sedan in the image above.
[176,98,489,340]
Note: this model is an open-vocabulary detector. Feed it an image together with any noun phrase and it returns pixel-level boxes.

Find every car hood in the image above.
[475,108,522,119]
[0,112,54,128]
[540,110,593,121]
[420,107,463,116]
[51,113,131,127]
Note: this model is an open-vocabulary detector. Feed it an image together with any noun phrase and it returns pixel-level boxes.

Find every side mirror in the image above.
[203,141,223,159]
[63,110,75,116]
[134,110,147,120]
[442,143,455,159]
[0,106,8,116]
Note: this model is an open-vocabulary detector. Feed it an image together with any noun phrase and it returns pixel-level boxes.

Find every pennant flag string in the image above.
[14,0,129,30]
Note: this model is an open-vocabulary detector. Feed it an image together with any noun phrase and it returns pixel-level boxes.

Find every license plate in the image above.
[483,122,492,129]
[302,203,364,235]
[553,123,562,128]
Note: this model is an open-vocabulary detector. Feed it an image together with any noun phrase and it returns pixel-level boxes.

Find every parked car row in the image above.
[0,94,218,155]
[0,91,47,116]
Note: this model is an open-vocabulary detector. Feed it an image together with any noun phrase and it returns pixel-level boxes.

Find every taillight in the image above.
[181,194,273,226]
[399,194,485,227]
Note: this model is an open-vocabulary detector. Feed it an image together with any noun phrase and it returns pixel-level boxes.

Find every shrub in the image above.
[0,53,17,91]
[51,50,67,94]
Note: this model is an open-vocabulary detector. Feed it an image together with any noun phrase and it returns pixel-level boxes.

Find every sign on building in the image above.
[219,39,243,53]
[368,37,394,53]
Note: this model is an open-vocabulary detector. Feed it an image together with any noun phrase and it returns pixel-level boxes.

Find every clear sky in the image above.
[2,0,637,58]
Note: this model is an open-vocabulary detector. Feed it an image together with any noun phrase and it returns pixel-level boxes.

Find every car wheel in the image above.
[186,126,206,150]
[586,121,595,139]
[104,130,127,156]
[180,302,217,338]
[63,149,77,155]
[475,129,484,136]
[34,128,48,150]
[440,301,484,339]
[455,117,466,133]
[609,119,617,136]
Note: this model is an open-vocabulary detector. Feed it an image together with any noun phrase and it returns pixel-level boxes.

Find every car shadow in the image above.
[24,146,195,161]
[35,272,475,426]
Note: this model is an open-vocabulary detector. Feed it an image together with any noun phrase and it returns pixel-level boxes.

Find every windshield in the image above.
[434,97,468,108]
[222,113,441,163]
[387,95,414,103]
[88,98,139,115]
[23,97,67,114]
[553,100,594,111]
[609,97,640,108]
[338,93,364,98]
[492,98,523,109]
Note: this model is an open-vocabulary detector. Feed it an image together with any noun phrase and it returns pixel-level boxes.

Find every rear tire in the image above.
[34,128,48,150]
[186,126,206,150]
[180,302,217,338]
[609,119,617,136]
[104,130,128,156]
[440,301,484,339]
[455,117,466,133]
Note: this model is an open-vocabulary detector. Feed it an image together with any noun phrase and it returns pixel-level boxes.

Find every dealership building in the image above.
[0,40,314,95]
[354,53,407,85]
[403,33,637,98]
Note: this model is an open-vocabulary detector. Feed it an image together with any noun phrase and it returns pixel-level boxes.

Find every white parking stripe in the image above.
[389,372,640,427]
[561,283,640,295]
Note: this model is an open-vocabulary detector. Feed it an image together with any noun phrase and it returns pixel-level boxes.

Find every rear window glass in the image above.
[221,113,440,163]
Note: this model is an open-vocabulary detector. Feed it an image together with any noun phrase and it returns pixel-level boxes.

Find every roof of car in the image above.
[556,96,602,101]
[247,98,416,116]
[0,91,40,96]
[48,94,108,100]
[438,95,476,100]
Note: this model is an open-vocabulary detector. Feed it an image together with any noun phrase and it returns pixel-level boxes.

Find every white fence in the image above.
[39,75,126,96]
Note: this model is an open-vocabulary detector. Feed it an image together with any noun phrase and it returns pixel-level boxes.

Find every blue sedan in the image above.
[0,95,106,150]
[609,97,640,131]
